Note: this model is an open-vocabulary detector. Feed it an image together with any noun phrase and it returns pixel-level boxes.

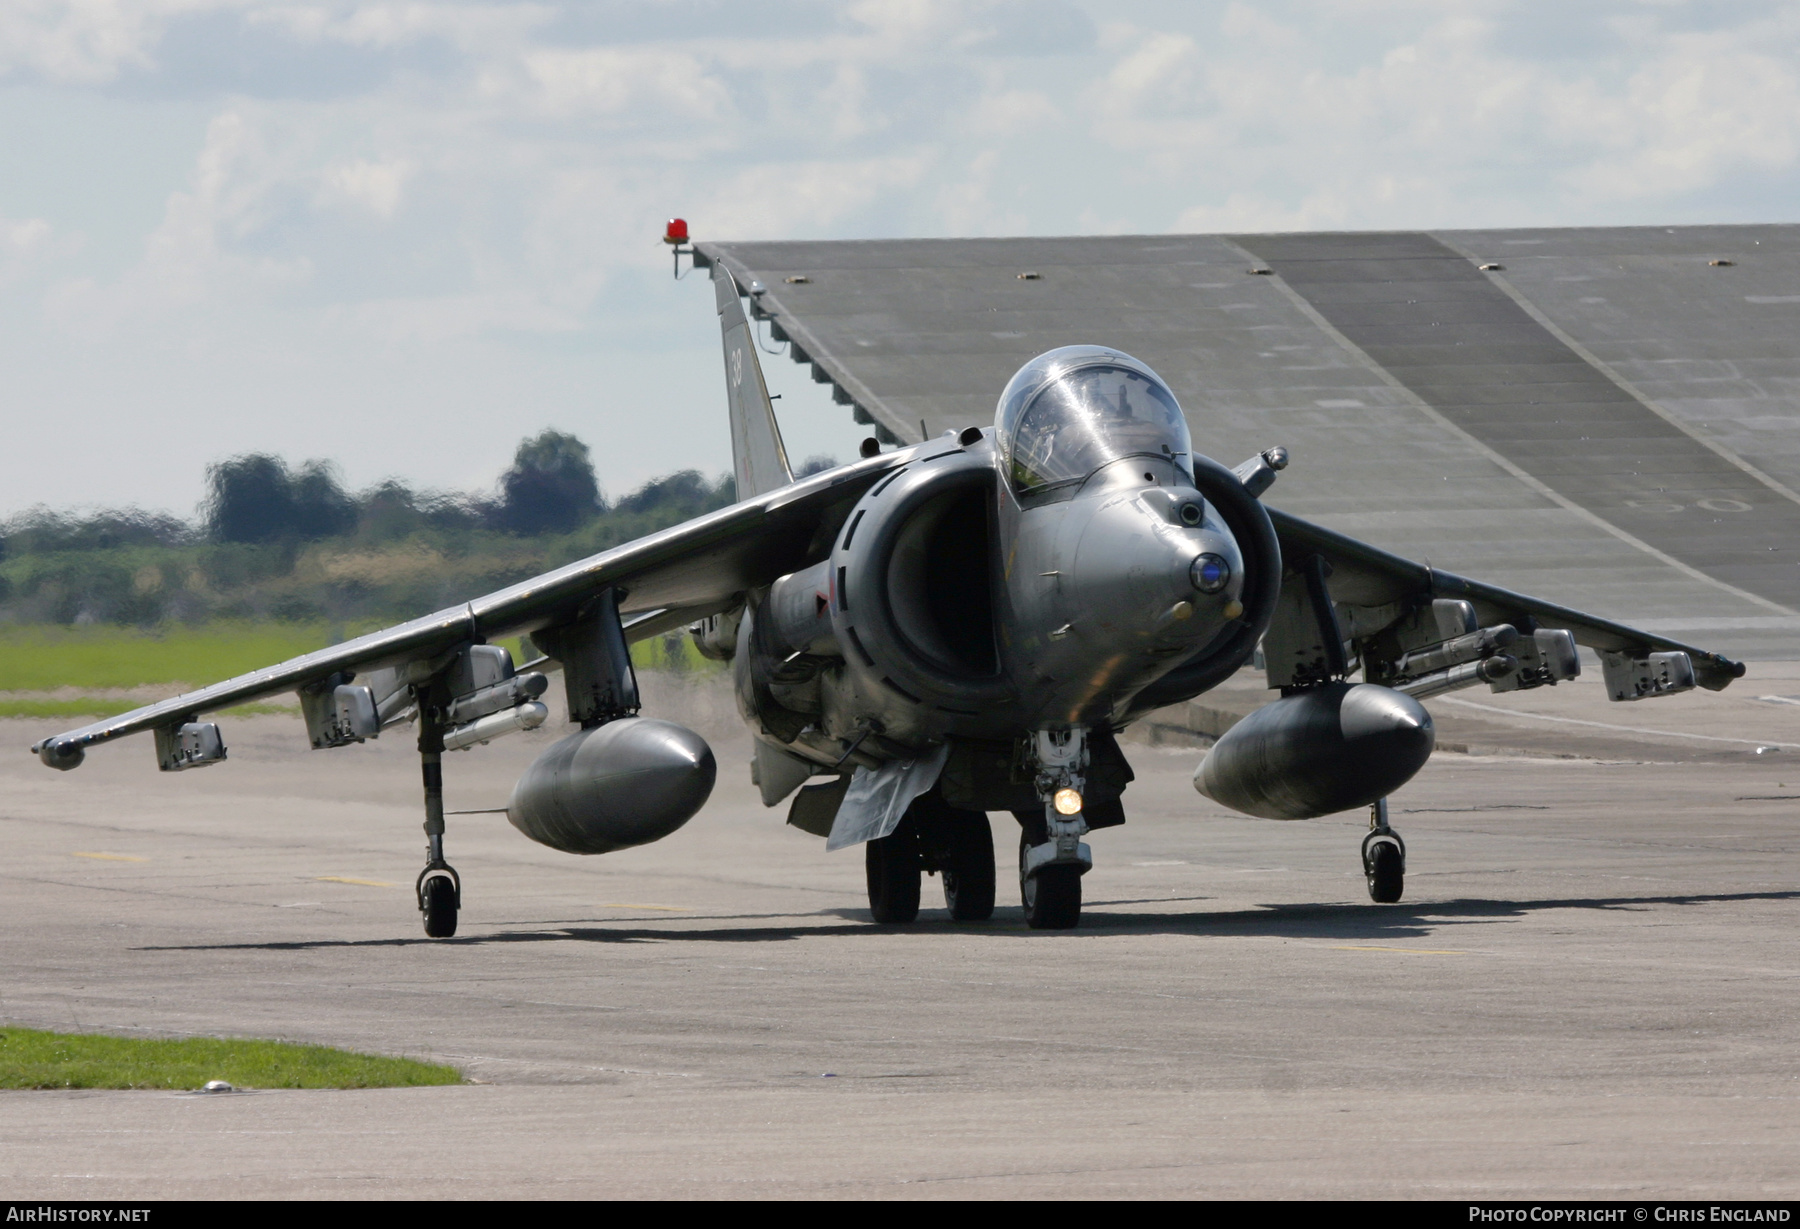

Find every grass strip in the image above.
[0,619,715,709]
[0,622,343,692]
[0,699,299,720]
[0,1028,462,1090]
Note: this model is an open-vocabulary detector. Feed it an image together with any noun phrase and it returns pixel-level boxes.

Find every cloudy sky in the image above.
[3,0,1797,517]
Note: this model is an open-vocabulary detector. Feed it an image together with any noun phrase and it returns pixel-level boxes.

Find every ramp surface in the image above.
[5,696,1800,1198]
[697,227,1800,656]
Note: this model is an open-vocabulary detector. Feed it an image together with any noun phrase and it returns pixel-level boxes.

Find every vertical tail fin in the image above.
[713,265,793,500]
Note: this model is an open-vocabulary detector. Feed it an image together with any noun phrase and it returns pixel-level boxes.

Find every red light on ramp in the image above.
[664,217,689,245]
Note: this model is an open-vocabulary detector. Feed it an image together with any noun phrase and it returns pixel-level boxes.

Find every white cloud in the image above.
[515,45,731,120]
[328,289,582,344]
[0,213,69,287]
[254,1,543,53]
[0,0,209,84]
[318,156,413,217]
[5,215,53,252]
[1083,4,1800,229]
[1554,28,1800,201]
[702,153,937,239]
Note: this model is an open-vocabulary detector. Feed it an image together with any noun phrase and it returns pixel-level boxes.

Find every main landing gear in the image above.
[1362,797,1405,904]
[865,790,996,924]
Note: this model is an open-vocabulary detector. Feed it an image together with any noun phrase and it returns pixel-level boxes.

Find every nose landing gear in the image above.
[1016,727,1093,930]
[1362,797,1405,903]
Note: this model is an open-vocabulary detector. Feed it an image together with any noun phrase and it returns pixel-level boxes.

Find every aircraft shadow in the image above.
[138,889,1800,952]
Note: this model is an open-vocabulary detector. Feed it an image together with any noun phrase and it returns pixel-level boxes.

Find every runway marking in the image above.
[1401,804,1548,813]
[70,852,145,862]
[1132,860,1187,866]
[602,903,689,912]
[1333,945,1466,955]
[315,877,396,887]
[1441,697,1800,748]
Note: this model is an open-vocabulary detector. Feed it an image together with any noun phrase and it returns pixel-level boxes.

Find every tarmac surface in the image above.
[3,670,1799,1199]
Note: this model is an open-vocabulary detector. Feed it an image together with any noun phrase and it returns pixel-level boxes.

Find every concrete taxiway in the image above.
[1,669,1798,1199]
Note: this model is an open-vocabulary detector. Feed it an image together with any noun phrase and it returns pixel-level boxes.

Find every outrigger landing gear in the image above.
[1018,728,1093,931]
[1362,797,1405,904]
[416,712,461,938]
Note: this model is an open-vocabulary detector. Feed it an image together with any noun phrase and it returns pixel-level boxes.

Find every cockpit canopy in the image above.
[995,347,1193,498]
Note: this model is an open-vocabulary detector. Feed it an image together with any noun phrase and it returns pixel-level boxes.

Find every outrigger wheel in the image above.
[1365,842,1404,904]
[419,867,461,938]
[1362,798,1406,904]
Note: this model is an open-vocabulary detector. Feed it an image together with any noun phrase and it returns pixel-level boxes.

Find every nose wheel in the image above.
[1362,797,1405,903]
[1020,834,1082,929]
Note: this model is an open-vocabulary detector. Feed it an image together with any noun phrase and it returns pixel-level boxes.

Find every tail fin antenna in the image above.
[713,265,793,500]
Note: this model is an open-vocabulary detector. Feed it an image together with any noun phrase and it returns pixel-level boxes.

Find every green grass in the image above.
[0,1028,462,1090]
[0,622,344,692]
[0,699,298,720]
[0,620,717,704]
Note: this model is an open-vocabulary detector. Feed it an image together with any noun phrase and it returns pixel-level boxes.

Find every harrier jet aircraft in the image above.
[30,236,1744,936]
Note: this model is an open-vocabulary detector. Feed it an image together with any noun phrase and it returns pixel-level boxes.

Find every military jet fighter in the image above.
[29,255,1744,936]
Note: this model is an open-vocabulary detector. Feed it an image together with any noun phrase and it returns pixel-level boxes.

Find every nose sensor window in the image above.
[1191,554,1231,594]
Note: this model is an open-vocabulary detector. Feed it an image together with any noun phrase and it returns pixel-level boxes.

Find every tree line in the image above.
[0,430,836,627]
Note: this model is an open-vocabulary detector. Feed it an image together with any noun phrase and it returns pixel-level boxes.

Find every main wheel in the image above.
[1366,841,1404,903]
[1020,836,1081,930]
[421,874,459,938]
[866,824,921,924]
[942,817,996,921]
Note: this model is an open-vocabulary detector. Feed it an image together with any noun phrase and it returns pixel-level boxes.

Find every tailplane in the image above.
[713,265,793,500]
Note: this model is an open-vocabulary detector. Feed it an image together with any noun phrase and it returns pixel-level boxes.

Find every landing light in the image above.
[1054,788,1083,816]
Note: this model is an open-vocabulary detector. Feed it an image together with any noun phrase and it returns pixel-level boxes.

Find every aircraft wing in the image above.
[30,451,909,767]
[1267,506,1746,692]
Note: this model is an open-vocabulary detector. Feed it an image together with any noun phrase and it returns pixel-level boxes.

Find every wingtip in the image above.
[34,737,85,771]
